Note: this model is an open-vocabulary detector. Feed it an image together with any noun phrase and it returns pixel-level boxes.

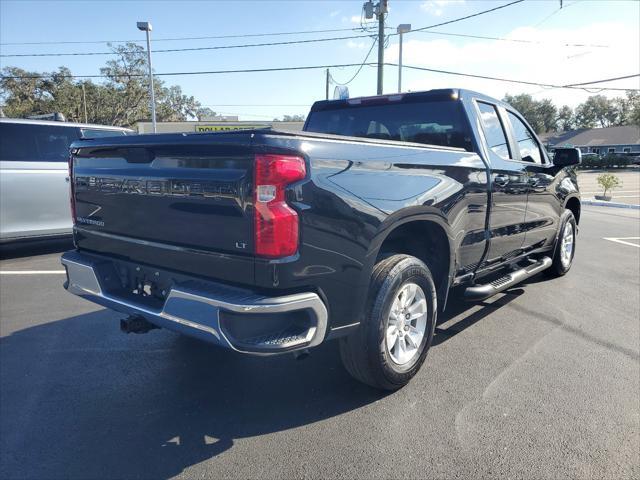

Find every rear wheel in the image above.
[339,254,437,390]
[547,210,577,277]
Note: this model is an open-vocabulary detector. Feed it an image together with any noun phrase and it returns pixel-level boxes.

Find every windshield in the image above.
[304,99,473,151]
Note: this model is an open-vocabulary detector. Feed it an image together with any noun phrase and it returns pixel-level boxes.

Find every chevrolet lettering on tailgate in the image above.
[75,176,238,199]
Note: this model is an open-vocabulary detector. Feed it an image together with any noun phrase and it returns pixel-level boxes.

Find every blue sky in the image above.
[1,0,639,120]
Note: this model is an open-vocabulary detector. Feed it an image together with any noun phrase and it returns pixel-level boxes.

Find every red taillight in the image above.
[254,154,306,258]
[68,153,76,225]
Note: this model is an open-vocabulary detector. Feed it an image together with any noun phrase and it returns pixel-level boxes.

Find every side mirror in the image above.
[553,148,581,167]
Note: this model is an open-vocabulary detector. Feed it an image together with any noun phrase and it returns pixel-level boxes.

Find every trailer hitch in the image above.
[120,315,159,334]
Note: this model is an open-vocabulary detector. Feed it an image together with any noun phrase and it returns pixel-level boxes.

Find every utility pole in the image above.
[376,0,388,95]
[137,21,157,133]
[81,82,88,123]
[326,68,330,100]
[364,0,388,94]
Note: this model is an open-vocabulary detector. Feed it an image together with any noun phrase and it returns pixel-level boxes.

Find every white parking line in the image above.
[0,270,66,275]
[582,191,640,195]
[603,237,640,248]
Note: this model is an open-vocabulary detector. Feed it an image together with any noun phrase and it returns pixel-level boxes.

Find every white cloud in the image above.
[342,14,366,25]
[386,21,639,107]
[329,10,340,18]
[420,0,465,17]
[347,40,368,49]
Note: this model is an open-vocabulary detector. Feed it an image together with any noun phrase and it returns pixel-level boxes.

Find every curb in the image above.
[581,199,640,210]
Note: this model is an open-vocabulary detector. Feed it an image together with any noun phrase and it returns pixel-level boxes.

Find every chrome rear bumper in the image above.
[61,251,328,354]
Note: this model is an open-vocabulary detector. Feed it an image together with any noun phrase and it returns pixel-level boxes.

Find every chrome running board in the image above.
[463,256,552,301]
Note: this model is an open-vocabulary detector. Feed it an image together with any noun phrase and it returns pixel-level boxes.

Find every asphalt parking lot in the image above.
[1,206,639,480]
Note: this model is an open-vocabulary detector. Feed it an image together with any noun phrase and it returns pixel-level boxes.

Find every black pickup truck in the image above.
[62,89,581,390]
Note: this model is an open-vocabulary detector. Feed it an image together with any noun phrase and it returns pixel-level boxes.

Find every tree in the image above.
[574,95,619,129]
[630,91,640,127]
[99,43,202,125]
[503,94,557,134]
[556,105,574,131]
[273,114,306,122]
[537,98,558,133]
[195,107,217,121]
[0,43,206,127]
[614,90,640,127]
[0,66,62,118]
[597,173,622,199]
[156,85,200,122]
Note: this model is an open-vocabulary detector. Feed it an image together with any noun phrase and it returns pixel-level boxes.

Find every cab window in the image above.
[305,99,474,151]
[477,102,510,160]
[506,112,543,164]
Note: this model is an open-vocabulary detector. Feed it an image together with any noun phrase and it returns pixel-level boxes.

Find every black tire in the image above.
[546,209,577,278]
[339,254,437,390]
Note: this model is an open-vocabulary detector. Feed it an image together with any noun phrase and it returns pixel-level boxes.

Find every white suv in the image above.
[0,118,132,242]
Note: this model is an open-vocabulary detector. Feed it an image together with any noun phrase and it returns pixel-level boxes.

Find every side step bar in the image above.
[464,256,552,301]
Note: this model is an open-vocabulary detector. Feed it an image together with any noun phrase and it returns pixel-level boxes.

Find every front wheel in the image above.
[339,254,437,390]
[547,210,577,277]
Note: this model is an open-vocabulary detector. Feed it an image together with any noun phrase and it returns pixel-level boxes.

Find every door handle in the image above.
[494,175,509,187]
[528,177,540,187]
[65,176,70,183]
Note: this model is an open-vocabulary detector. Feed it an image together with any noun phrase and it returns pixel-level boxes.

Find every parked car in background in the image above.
[0,118,133,242]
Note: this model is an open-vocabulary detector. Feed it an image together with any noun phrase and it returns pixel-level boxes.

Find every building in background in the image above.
[137,120,304,134]
[541,125,640,155]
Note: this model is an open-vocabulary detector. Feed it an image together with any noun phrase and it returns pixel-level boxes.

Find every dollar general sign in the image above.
[195,125,266,132]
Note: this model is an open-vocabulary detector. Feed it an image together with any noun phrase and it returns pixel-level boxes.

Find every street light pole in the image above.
[326,68,330,100]
[137,21,157,133]
[397,24,411,93]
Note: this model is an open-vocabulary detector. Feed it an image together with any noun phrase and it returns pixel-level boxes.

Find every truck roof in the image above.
[309,88,508,111]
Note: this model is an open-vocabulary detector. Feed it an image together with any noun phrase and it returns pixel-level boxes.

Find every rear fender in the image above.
[355,210,455,311]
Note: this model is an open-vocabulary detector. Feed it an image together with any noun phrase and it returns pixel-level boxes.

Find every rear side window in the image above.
[81,128,128,139]
[506,112,543,164]
[0,123,80,162]
[477,102,510,160]
[305,99,473,151]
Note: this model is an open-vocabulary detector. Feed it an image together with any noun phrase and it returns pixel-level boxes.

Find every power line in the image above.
[0,0,580,62]
[0,33,375,58]
[0,27,383,47]
[1,26,611,57]
[330,38,378,86]
[534,0,582,27]
[3,0,524,48]
[2,61,637,92]
[404,0,526,34]
[214,111,279,119]
[563,74,640,87]
[395,64,638,91]
[412,30,609,49]
[0,0,529,58]
[0,63,379,79]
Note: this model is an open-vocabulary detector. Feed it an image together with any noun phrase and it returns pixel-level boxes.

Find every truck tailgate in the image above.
[71,134,256,282]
